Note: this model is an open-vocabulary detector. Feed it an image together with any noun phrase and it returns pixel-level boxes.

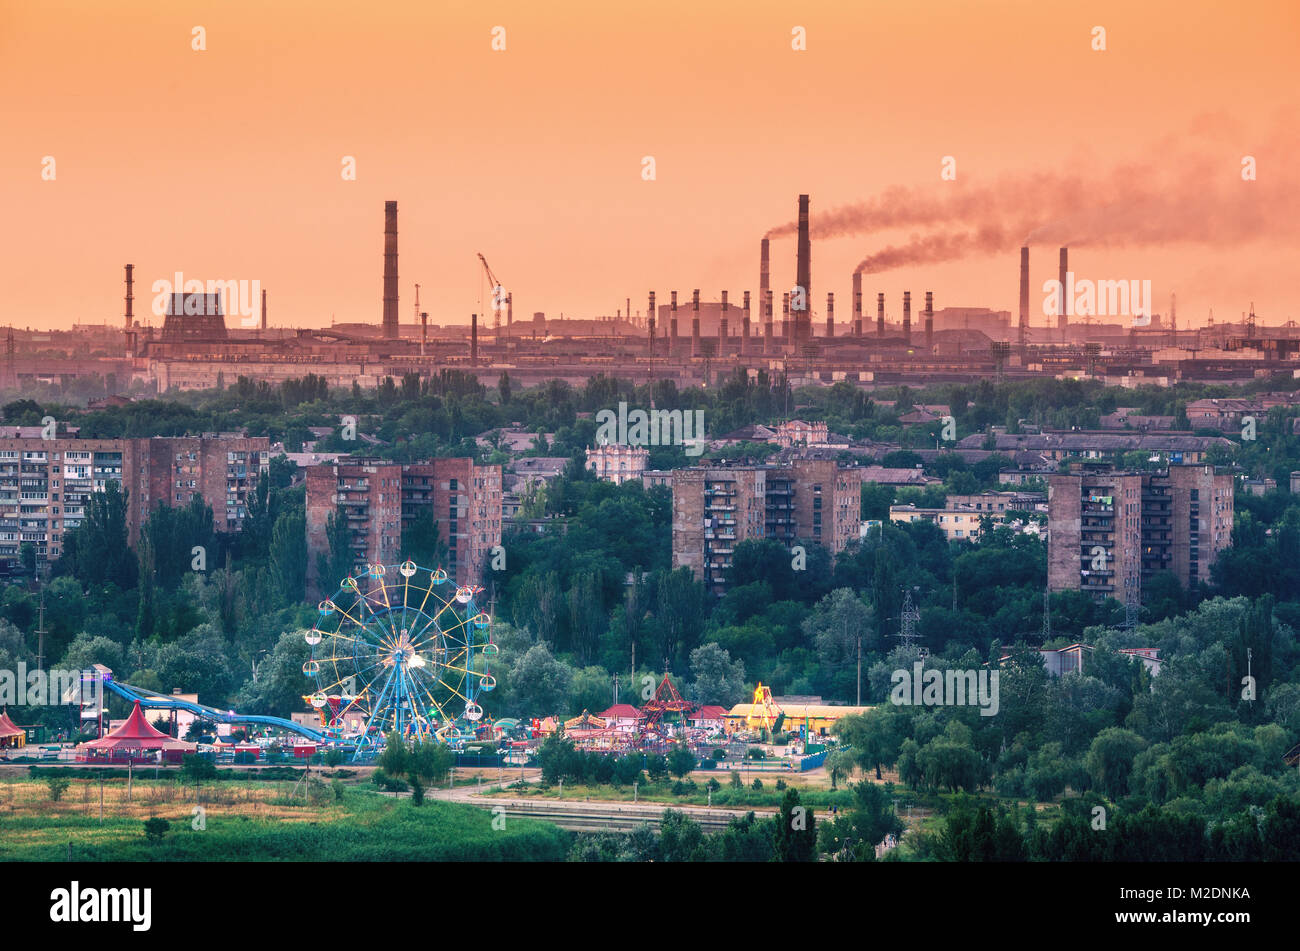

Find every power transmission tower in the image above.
[1041,587,1051,640]
[895,588,923,650]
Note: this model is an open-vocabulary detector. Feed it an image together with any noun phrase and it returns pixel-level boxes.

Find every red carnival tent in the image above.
[0,710,26,749]
[76,701,197,764]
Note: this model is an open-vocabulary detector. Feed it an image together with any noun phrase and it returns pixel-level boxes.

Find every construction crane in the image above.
[476,253,507,333]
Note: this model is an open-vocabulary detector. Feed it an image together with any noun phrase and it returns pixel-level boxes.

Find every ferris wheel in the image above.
[304,561,497,758]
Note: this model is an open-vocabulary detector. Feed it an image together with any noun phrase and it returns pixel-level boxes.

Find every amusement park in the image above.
[10,561,869,772]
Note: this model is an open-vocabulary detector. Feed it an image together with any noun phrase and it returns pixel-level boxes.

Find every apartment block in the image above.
[305,457,502,595]
[0,435,270,565]
[131,436,270,533]
[0,440,131,563]
[671,461,862,595]
[1049,463,1232,600]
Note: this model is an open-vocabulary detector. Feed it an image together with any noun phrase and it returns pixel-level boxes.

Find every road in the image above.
[429,774,777,833]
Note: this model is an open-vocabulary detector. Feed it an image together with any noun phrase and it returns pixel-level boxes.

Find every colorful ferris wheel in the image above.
[304,561,497,758]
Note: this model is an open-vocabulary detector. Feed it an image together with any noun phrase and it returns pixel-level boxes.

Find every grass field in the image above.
[0,776,569,861]
[484,776,862,810]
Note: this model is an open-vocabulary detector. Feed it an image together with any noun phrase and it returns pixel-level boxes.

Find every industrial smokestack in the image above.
[742,290,751,353]
[507,293,513,327]
[924,291,934,348]
[421,312,428,355]
[903,291,912,344]
[261,288,267,331]
[764,289,774,354]
[670,291,678,353]
[691,289,701,358]
[826,293,834,338]
[1019,246,1030,350]
[853,273,862,336]
[795,194,811,345]
[781,292,790,344]
[759,238,770,309]
[648,291,656,356]
[1058,247,1069,335]
[720,290,729,351]
[383,201,399,339]
[124,264,134,330]
[470,313,478,366]
[877,292,885,335]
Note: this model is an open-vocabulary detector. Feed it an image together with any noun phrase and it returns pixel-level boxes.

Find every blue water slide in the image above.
[102,677,334,743]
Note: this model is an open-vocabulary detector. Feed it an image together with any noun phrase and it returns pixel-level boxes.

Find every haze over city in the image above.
[3,0,1298,330]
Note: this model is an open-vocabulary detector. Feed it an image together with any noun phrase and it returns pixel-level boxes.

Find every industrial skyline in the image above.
[2,0,1298,331]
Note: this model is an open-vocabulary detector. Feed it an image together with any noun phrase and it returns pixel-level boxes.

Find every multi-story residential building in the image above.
[305,457,502,594]
[131,436,271,533]
[1048,463,1232,600]
[671,461,862,595]
[585,443,649,484]
[0,435,270,565]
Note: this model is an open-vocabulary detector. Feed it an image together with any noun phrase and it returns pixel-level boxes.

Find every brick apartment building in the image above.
[672,460,862,595]
[305,458,502,594]
[1048,463,1233,600]
[0,435,269,565]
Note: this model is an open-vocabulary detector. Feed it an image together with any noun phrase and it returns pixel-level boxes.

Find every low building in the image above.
[889,504,985,540]
[725,701,874,738]
[585,443,649,484]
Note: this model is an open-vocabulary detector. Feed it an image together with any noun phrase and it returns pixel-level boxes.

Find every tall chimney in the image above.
[720,290,729,352]
[781,292,790,344]
[670,291,678,353]
[742,290,751,354]
[382,201,399,339]
[924,291,934,348]
[759,238,770,313]
[124,264,134,330]
[826,293,834,338]
[1058,247,1069,335]
[903,291,912,344]
[261,288,267,331]
[795,194,812,345]
[470,313,478,366]
[648,291,656,357]
[853,272,862,336]
[691,289,701,358]
[507,293,513,327]
[421,312,428,356]
[764,289,774,354]
[877,292,885,335]
[1018,246,1030,350]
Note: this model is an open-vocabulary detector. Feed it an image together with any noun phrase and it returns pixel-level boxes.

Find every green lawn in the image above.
[0,786,570,861]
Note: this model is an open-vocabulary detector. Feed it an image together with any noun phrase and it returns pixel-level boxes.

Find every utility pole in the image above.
[35,564,48,672]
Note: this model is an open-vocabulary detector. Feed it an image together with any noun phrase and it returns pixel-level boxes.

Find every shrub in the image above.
[751,778,763,790]
[45,776,71,802]
[776,778,787,790]
[729,771,743,789]
[143,817,170,842]
[324,749,345,768]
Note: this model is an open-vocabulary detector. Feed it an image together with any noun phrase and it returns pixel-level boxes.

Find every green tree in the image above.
[772,788,816,862]
[269,509,307,604]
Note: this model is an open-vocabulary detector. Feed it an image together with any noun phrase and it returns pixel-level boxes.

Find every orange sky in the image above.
[2,0,1297,331]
